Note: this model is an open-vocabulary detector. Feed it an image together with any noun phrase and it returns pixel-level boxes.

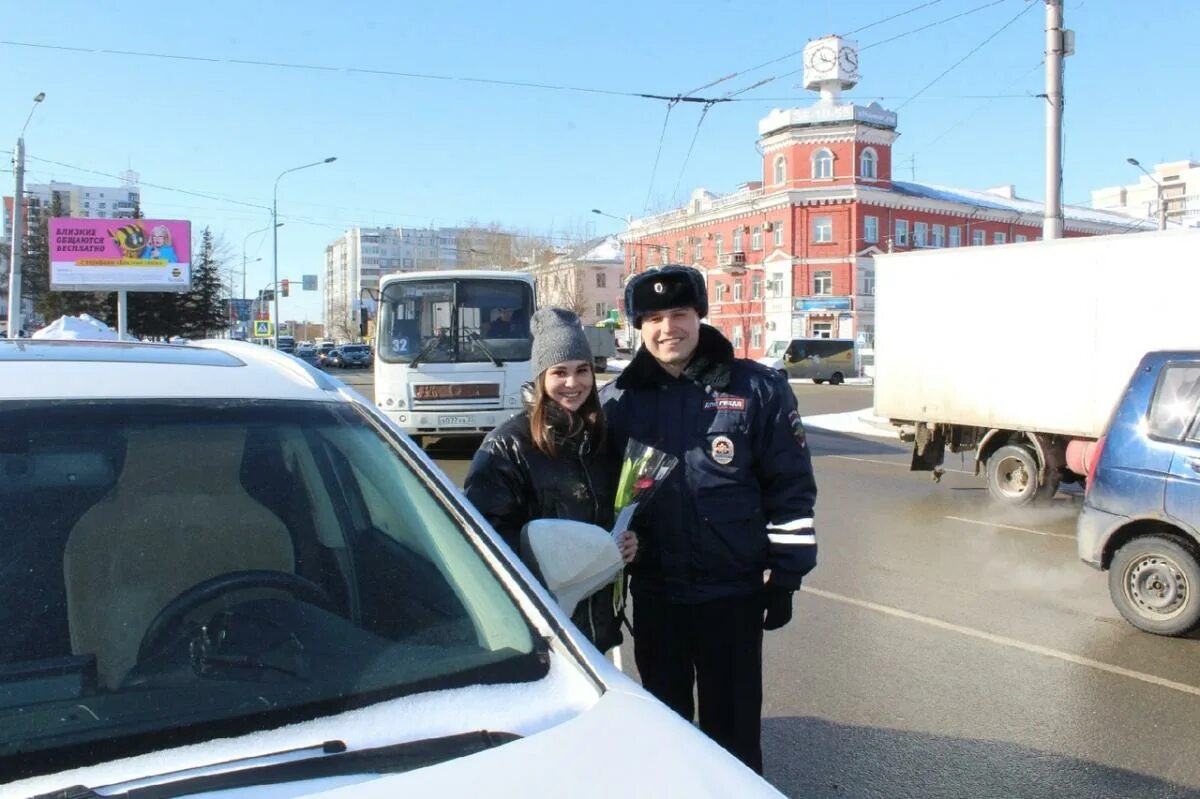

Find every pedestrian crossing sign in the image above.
[253,320,274,338]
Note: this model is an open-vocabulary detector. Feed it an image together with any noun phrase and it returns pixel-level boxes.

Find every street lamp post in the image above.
[1127,157,1167,231]
[272,157,336,348]
[6,91,45,339]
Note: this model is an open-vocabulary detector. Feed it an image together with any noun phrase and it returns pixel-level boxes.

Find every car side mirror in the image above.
[520,519,623,618]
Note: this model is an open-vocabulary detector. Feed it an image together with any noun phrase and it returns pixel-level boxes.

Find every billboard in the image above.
[49,218,192,292]
[225,298,254,323]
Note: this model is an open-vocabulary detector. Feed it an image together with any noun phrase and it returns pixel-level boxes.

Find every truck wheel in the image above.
[986,444,1041,506]
[1109,535,1200,636]
[830,372,845,386]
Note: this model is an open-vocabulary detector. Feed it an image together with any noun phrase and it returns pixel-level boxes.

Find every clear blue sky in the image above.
[1,0,1194,321]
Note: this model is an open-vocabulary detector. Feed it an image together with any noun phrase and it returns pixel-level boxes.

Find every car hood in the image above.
[253,688,781,797]
[10,654,779,797]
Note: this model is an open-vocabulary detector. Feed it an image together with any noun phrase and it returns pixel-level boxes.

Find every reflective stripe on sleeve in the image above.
[766,517,814,532]
[768,533,817,546]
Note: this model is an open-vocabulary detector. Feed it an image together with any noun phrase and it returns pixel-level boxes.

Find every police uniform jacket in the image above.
[600,325,817,603]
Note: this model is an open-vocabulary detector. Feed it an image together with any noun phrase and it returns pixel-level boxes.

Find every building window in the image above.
[895,219,909,247]
[752,274,762,299]
[772,272,785,298]
[752,325,762,349]
[773,156,786,184]
[1015,234,1027,243]
[733,227,744,252]
[733,325,744,351]
[751,226,763,251]
[733,280,743,301]
[932,224,945,247]
[676,241,685,262]
[913,222,928,248]
[694,239,704,262]
[860,148,878,179]
[596,302,606,318]
[812,215,833,243]
[812,148,834,179]
[864,215,879,244]
[715,234,724,257]
[813,270,833,295]
[596,272,607,288]
[972,229,986,246]
[773,222,784,247]
[715,284,727,303]
[861,272,875,295]
[994,232,1006,245]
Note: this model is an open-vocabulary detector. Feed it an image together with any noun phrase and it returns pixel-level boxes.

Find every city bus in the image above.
[371,270,534,444]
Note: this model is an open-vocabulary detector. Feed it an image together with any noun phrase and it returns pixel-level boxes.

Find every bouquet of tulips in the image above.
[608,441,678,615]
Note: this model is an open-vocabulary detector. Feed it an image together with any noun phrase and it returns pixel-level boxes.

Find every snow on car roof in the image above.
[0,339,346,402]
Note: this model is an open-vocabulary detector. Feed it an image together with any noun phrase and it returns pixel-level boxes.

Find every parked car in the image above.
[0,338,779,796]
[316,341,337,366]
[1078,350,1200,636]
[323,348,344,368]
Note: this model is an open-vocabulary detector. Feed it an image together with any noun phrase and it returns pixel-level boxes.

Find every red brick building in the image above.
[620,36,1150,359]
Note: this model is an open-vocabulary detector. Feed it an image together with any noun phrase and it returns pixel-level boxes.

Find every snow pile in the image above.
[32,314,138,342]
[892,181,1155,230]
[803,409,898,439]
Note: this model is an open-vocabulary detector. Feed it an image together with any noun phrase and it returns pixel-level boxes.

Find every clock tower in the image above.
[802,35,859,99]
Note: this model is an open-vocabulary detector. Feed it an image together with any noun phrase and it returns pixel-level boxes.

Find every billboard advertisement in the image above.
[49,218,192,292]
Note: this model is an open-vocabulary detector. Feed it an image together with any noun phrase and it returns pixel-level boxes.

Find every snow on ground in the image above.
[802,408,898,439]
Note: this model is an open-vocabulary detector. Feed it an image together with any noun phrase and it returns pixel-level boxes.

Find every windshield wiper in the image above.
[468,331,504,366]
[39,732,520,799]
[406,335,444,369]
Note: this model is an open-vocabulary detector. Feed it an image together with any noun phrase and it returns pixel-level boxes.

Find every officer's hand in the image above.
[762,585,794,631]
[617,530,639,564]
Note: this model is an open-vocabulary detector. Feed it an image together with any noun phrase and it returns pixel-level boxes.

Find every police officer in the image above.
[601,265,817,774]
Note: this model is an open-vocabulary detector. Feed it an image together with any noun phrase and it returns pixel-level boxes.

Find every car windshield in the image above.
[765,341,788,358]
[0,399,539,776]
[377,278,533,364]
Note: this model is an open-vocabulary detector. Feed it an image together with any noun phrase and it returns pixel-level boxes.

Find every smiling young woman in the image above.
[464,307,637,652]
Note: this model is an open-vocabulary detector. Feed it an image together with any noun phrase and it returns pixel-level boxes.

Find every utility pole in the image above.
[7,92,45,338]
[1042,0,1071,240]
[6,138,26,338]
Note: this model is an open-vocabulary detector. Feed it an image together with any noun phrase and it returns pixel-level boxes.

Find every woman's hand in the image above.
[617,530,638,564]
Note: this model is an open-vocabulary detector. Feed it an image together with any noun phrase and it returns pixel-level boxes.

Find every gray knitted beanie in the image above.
[530,307,593,378]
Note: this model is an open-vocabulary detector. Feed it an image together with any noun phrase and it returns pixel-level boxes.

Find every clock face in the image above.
[839,46,859,74]
[806,45,837,71]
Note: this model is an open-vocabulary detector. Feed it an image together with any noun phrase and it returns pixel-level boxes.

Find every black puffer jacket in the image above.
[464,401,622,651]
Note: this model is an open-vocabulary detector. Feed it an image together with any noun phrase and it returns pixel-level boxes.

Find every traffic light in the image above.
[281,279,290,298]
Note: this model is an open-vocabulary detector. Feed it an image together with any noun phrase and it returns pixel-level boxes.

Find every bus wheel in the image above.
[830,372,845,386]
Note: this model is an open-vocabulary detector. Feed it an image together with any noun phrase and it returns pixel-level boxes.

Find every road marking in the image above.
[802,586,1200,699]
[944,514,1074,540]
[828,455,974,475]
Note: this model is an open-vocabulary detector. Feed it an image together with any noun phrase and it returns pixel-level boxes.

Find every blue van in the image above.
[1078,351,1200,636]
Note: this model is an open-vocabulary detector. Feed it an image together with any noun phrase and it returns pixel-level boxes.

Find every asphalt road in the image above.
[335,368,1200,798]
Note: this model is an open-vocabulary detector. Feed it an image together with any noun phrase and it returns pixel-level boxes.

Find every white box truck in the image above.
[873,228,1200,506]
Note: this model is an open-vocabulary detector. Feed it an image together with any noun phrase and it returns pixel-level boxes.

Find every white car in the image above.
[1,339,780,797]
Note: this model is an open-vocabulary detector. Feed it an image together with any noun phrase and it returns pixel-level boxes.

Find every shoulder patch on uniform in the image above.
[788,409,807,448]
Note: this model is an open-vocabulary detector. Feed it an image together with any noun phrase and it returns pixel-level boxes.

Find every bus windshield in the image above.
[378,278,533,364]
